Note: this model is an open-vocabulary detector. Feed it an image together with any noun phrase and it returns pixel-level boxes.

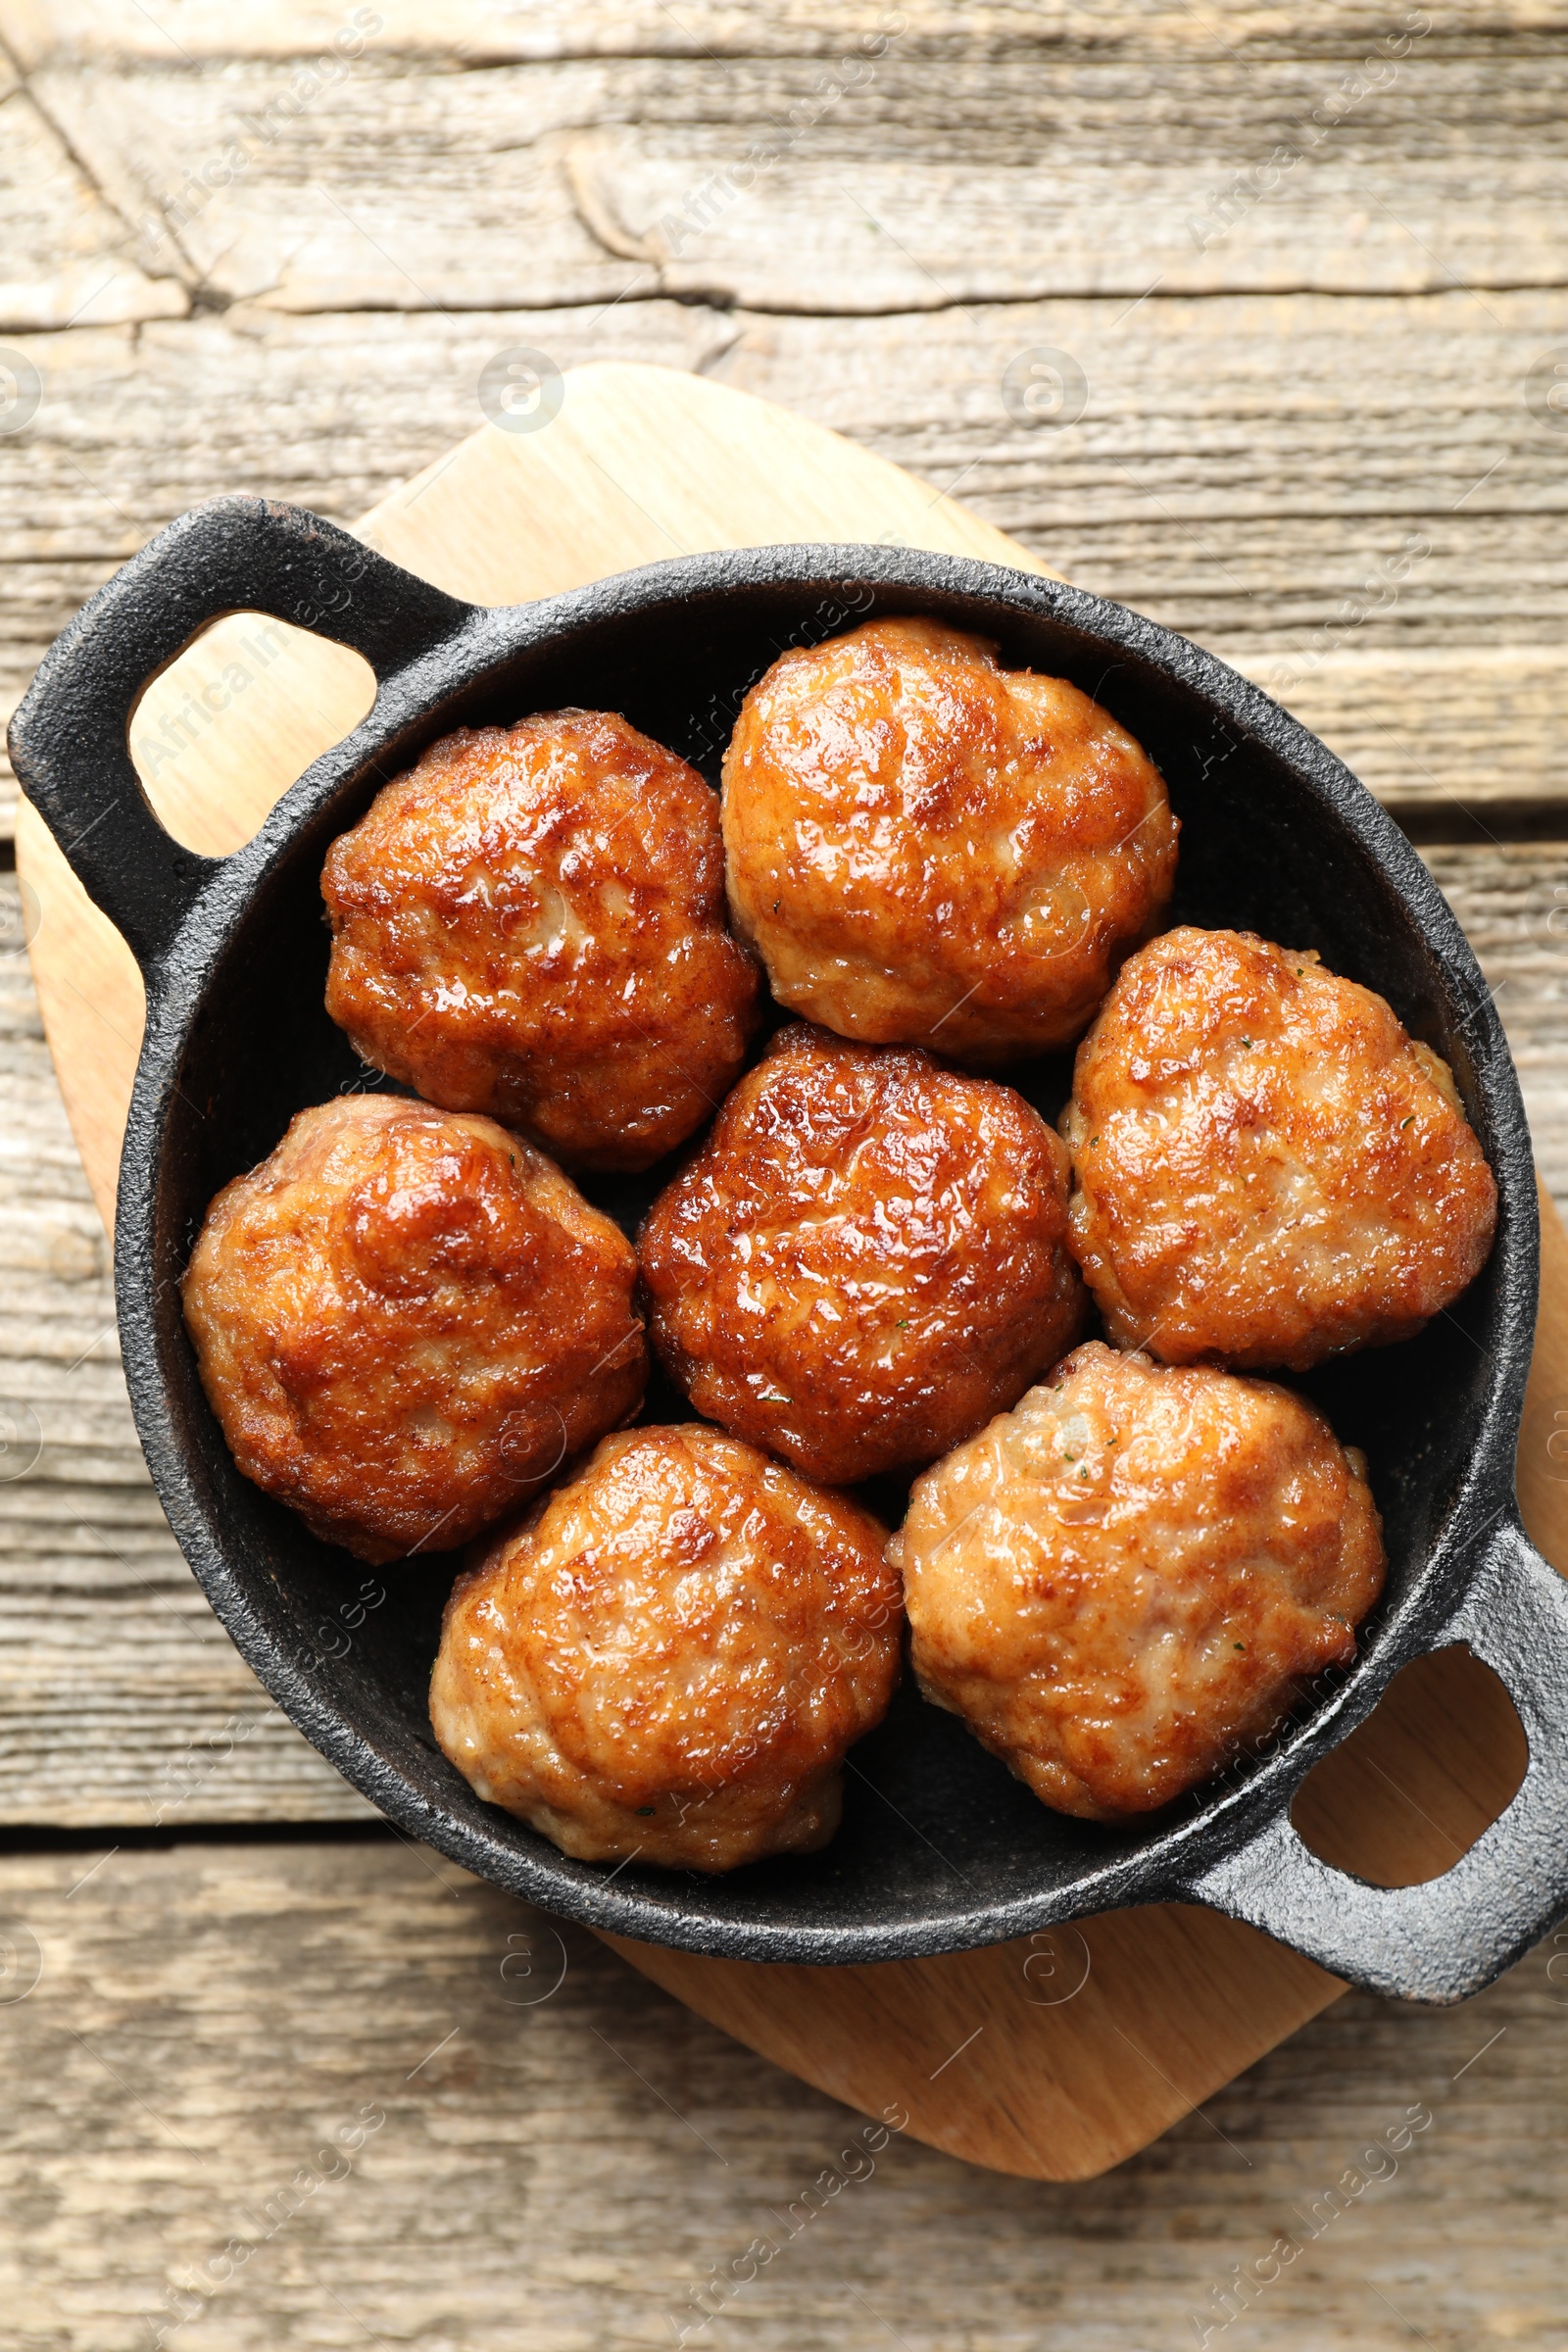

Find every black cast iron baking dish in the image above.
[12,494,1568,2001]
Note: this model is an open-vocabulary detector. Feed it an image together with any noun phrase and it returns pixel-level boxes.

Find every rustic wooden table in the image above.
[3,4,1568,2344]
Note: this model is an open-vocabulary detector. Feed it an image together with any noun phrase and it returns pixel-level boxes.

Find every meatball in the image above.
[429,1425,902,1871]
[181,1094,646,1564]
[639,1023,1087,1487]
[1061,926,1498,1372]
[721,615,1177,1061]
[895,1342,1385,1821]
[322,709,760,1172]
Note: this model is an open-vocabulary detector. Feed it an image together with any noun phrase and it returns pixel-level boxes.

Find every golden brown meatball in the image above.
[895,1342,1385,1821]
[429,1425,901,1870]
[720,615,1178,1061]
[1061,926,1498,1372]
[181,1094,646,1564]
[322,710,760,1173]
[639,1023,1087,1487]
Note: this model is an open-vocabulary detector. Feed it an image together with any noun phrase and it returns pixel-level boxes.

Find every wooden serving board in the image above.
[18,362,1568,2181]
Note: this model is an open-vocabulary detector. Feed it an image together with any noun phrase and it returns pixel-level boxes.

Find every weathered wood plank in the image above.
[7,0,1568,69]
[0,1836,1562,2346]
[0,312,731,775]
[0,76,187,331]
[23,37,1568,317]
[4,297,1568,829]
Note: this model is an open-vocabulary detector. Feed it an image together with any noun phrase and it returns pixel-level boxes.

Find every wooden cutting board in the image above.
[17,362,1567,2180]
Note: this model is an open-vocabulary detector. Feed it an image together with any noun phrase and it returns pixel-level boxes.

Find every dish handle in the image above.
[6,494,471,970]
[1178,1516,1568,2001]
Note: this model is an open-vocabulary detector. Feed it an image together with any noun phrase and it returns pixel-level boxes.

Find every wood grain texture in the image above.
[611,1904,1340,2182]
[4,291,1566,827]
[11,7,1568,312]
[10,1,1566,66]
[2,0,1568,824]
[0,1835,1564,2350]
[0,71,186,330]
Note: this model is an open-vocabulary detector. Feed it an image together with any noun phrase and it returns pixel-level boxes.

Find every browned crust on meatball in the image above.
[322,709,761,1172]
[720,615,1178,1061]
[638,1022,1088,1486]
[180,1094,647,1564]
[1060,926,1499,1372]
[895,1342,1386,1821]
[428,1425,902,1870]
